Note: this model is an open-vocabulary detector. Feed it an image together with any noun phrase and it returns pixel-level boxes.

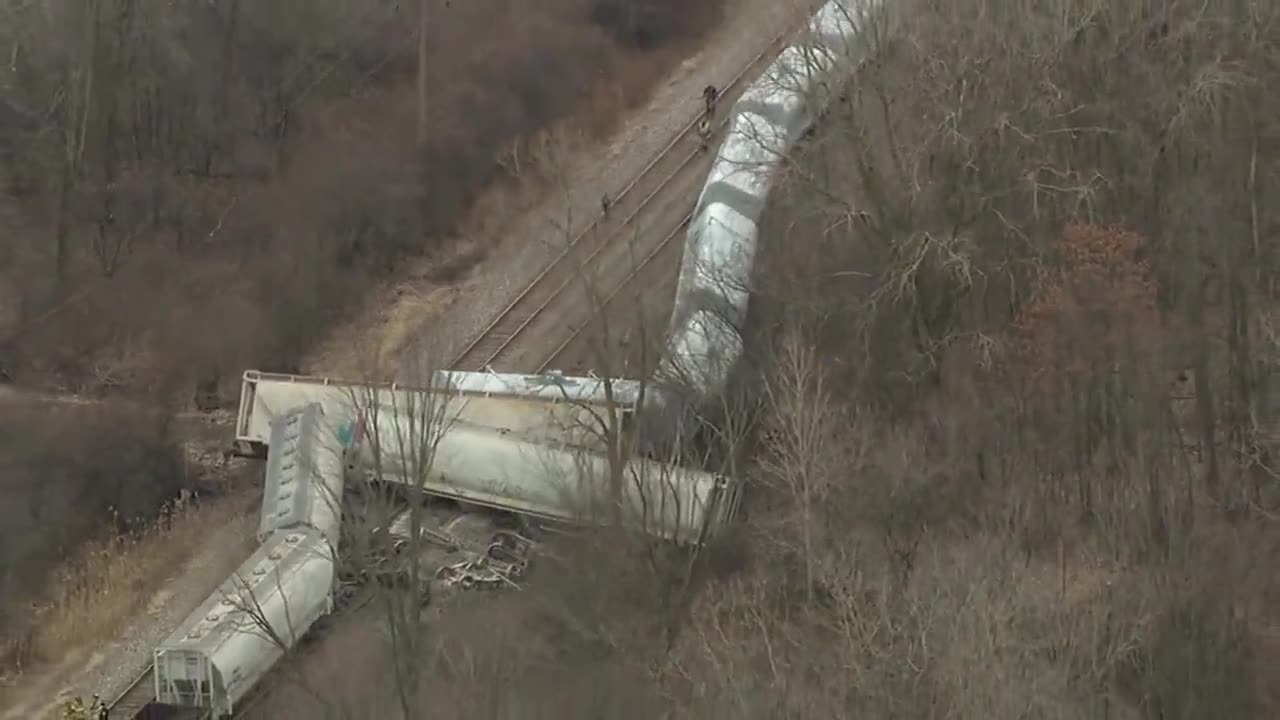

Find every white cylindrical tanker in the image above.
[153,528,335,718]
[344,416,740,546]
[653,0,877,433]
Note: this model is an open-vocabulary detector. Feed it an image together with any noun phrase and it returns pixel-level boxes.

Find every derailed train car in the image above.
[157,395,735,718]
[341,413,742,546]
[234,369,640,457]
[154,405,340,718]
[653,0,882,427]
[152,528,334,718]
[257,403,345,546]
[235,370,735,544]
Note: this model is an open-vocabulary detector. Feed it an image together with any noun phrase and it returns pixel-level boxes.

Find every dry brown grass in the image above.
[0,476,258,677]
[0,403,184,626]
[0,395,262,682]
[13,494,229,669]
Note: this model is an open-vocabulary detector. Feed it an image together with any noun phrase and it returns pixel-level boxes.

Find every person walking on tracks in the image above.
[702,84,719,115]
[698,84,719,152]
[697,115,714,152]
[90,694,108,720]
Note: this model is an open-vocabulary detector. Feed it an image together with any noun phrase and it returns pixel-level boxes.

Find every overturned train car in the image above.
[234,369,641,457]
[154,404,341,718]
[341,412,741,546]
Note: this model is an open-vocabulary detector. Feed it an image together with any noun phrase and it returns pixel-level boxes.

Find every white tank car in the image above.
[342,416,741,546]
[155,404,343,718]
[153,528,335,718]
[656,0,882,422]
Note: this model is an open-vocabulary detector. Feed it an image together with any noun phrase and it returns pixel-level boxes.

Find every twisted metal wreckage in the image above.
[133,1,884,716]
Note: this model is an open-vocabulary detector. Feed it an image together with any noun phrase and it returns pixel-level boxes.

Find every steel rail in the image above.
[106,664,155,718]
[533,210,694,374]
[457,115,719,371]
[448,25,795,371]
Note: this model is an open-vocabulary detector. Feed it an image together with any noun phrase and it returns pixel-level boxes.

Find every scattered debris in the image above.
[434,531,537,592]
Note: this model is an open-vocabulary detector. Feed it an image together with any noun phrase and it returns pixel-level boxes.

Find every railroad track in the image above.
[107,664,158,719]
[534,211,692,376]
[447,26,797,374]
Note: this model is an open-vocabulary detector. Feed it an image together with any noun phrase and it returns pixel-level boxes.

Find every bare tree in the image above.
[342,353,460,719]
